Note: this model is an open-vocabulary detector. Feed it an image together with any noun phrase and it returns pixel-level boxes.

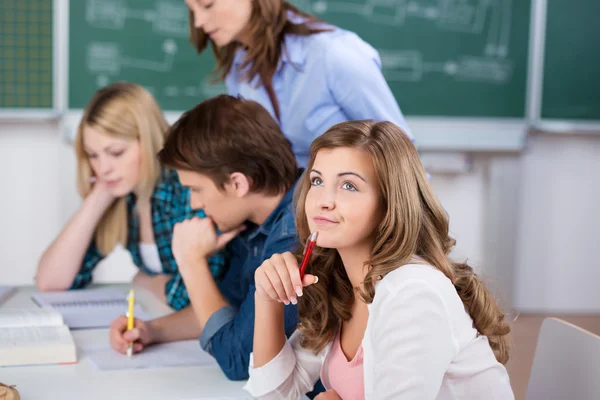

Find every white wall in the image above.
[431,158,486,269]
[515,132,600,312]
[2,123,599,313]
[0,121,60,285]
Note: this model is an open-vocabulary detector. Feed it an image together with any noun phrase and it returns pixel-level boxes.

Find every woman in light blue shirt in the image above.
[185,0,413,167]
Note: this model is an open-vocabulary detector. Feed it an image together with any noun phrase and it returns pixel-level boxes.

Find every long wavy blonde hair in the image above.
[295,120,511,364]
[74,82,168,255]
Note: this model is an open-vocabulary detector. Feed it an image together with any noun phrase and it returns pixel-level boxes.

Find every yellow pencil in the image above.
[126,289,135,358]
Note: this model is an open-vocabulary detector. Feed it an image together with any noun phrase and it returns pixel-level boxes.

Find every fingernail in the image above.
[295,286,303,297]
[314,276,319,284]
[284,300,290,305]
[290,296,297,305]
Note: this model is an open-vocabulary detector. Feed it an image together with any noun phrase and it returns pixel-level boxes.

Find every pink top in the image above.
[324,326,365,400]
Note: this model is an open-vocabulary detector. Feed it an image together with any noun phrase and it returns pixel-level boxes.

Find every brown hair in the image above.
[295,120,511,364]
[189,1,328,120]
[158,94,298,195]
[74,82,168,255]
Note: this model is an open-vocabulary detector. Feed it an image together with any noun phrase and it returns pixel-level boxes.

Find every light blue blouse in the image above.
[225,25,413,167]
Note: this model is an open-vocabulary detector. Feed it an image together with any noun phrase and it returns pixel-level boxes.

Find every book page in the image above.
[32,288,150,329]
[0,324,76,366]
[0,308,63,328]
[0,324,72,347]
[86,340,218,370]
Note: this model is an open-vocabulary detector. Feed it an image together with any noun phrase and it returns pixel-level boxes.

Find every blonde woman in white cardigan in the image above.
[244,120,514,400]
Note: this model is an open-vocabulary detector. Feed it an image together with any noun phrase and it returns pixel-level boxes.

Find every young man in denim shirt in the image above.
[108,95,301,380]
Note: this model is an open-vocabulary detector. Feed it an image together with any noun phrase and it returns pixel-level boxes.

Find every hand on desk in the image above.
[109,315,156,355]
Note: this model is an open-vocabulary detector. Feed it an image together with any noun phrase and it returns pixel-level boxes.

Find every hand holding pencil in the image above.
[254,232,319,305]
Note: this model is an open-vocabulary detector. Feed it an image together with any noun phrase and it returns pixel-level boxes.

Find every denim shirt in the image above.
[70,169,227,310]
[199,180,301,380]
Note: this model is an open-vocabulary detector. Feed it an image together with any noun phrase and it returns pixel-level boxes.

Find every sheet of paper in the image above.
[31,288,150,329]
[87,340,218,370]
[0,308,63,328]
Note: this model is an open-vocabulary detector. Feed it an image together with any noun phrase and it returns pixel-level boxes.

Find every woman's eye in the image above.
[342,182,357,191]
[310,176,323,186]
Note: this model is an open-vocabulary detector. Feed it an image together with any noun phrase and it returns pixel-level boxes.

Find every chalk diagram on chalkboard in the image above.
[85,0,188,36]
[82,0,226,99]
[296,0,513,84]
[83,0,185,88]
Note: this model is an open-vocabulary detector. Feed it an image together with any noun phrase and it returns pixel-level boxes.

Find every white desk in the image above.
[0,285,250,400]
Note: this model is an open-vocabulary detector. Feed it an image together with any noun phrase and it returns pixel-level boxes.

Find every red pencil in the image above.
[299,231,318,279]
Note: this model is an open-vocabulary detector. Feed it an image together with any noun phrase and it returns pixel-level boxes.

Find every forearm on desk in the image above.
[178,257,251,379]
[148,306,202,343]
[179,257,229,330]
[36,193,111,291]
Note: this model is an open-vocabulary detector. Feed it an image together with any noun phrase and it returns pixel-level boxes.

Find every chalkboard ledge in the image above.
[63,111,529,151]
[0,110,62,121]
[408,118,528,152]
[533,120,600,135]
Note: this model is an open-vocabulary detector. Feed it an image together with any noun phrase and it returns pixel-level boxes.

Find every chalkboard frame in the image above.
[530,0,600,134]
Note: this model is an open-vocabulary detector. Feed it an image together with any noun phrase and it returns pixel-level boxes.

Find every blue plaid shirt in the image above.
[70,169,227,310]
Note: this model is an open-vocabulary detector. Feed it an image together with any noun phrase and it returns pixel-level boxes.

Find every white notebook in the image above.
[31,288,151,329]
[0,308,77,367]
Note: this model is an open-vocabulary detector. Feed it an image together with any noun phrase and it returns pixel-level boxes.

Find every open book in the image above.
[0,308,77,367]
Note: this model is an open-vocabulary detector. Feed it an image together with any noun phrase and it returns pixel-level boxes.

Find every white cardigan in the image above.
[244,263,514,399]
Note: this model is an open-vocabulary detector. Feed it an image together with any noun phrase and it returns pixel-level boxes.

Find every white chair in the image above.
[526,317,600,400]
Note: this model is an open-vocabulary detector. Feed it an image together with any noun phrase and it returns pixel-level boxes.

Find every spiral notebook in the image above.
[31,288,150,329]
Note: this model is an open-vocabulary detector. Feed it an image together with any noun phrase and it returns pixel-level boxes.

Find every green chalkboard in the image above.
[292,0,531,117]
[541,0,600,121]
[68,0,225,111]
[0,0,53,109]
[69,0,530,117]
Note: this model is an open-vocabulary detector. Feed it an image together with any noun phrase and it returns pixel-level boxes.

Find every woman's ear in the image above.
[226,172,251,197]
